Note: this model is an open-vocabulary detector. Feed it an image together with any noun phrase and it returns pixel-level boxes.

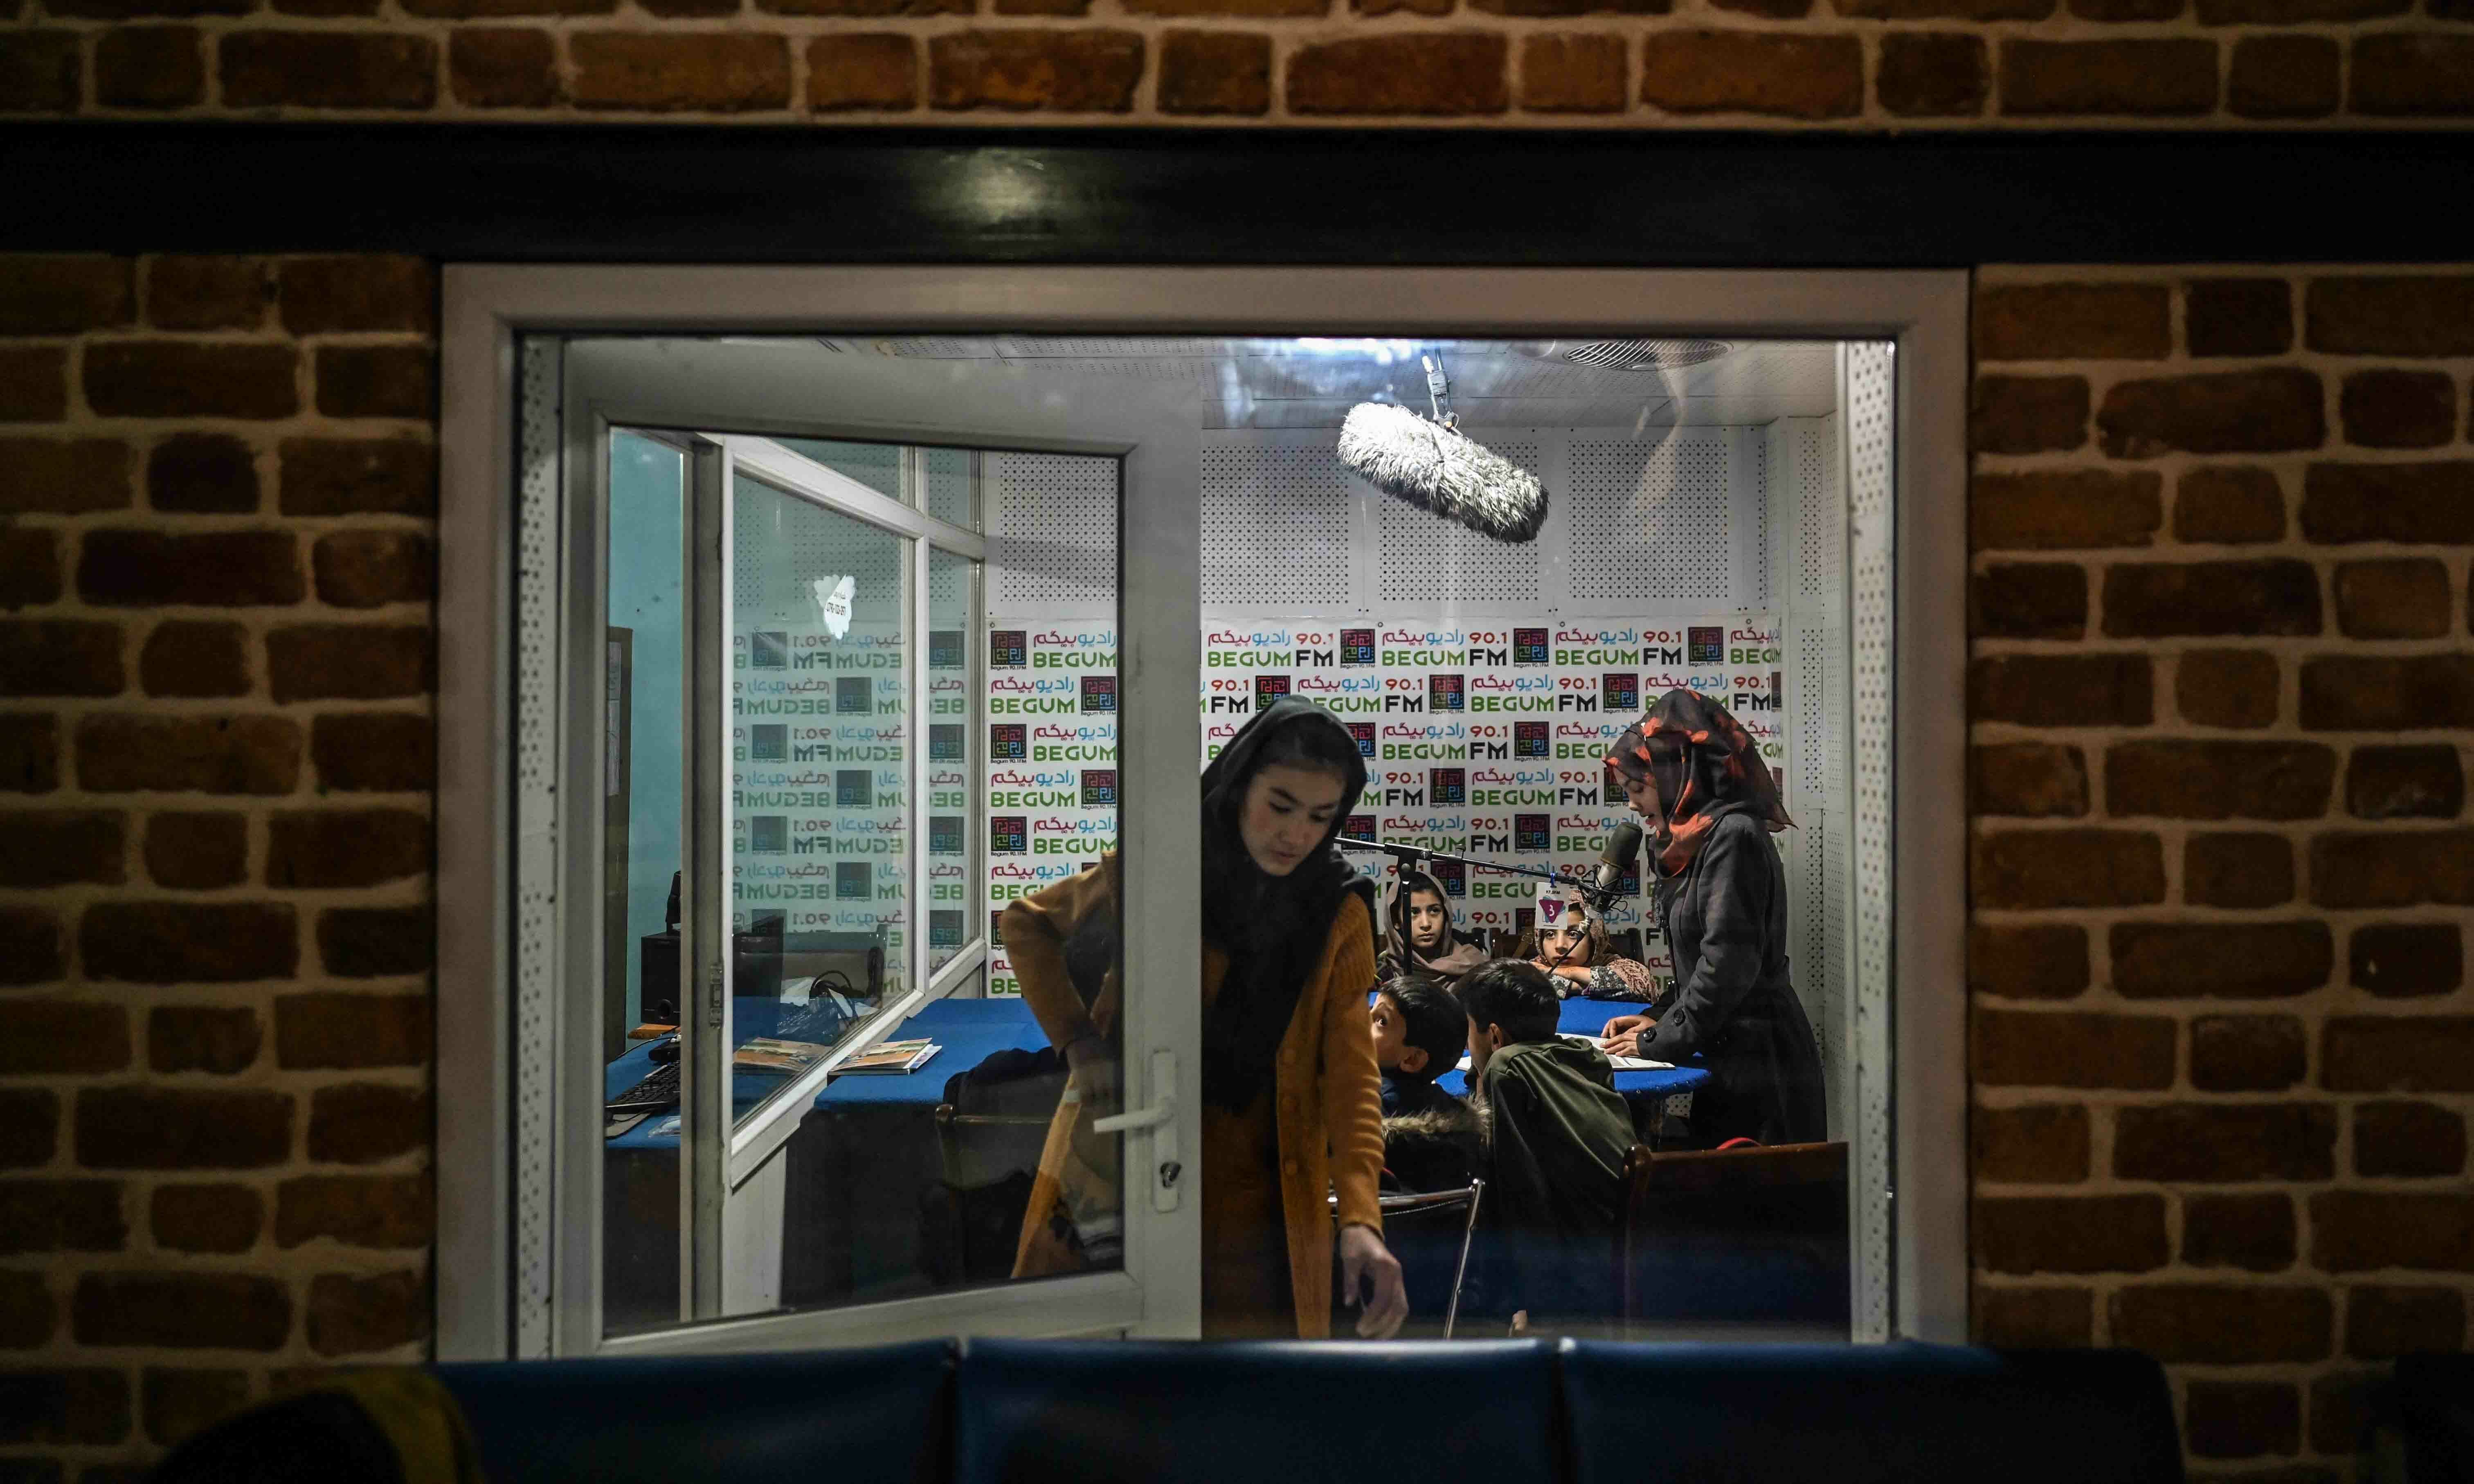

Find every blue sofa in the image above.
[423,1339,2180,1484]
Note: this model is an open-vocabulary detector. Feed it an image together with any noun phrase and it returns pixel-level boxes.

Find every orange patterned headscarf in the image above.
[1605,688,1794,876]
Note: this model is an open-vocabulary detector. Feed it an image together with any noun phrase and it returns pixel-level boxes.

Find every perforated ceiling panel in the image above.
[1374,438,1541,605]
[1567,435,1732,603]
[1201,443,1354,608]
[991,452,1118,609]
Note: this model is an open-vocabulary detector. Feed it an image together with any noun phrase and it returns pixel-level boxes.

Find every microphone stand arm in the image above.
[1336,838,1622,911]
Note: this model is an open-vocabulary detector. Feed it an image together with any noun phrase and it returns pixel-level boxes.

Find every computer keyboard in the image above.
[606,1060,680,1114]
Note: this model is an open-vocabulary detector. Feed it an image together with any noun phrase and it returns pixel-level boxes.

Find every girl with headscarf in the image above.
[1005,697,1408,1338]
[1516,883,1658,1001]
[1595,688,1825,1147]
[1373,866,1489,989]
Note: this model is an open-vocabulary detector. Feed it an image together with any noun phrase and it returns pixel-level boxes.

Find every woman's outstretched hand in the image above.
[1597,1014,1654,1059]
[1337,1223,1409,1339]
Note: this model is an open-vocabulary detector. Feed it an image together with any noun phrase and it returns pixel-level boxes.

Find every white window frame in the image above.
[438,266,1969,1360]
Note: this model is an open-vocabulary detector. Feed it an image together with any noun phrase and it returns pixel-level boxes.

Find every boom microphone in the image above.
[1336,354,1547,544]
[1589,821,1645,906]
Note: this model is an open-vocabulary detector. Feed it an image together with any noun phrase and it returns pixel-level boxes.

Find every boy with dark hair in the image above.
[1370,976,1466,1119]
[1460,959,1635,1330]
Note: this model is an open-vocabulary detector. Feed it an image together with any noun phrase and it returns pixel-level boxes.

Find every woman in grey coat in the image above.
[1596,688,1826,1147]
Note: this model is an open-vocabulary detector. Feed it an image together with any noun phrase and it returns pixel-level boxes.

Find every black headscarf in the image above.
[1199,697,1374,1111]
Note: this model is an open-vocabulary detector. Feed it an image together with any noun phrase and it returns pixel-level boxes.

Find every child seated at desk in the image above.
[1370,976,1478,1194]
[1462,959,1634,1331]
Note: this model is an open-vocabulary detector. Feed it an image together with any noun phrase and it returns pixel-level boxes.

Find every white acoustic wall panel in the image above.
[1374,438,1543,606]
[990,451,1118,612]
[1844,343,1896,1345]
[1201,443,1355,608]
[1566,433,1736,604]
[513,337,560,1360]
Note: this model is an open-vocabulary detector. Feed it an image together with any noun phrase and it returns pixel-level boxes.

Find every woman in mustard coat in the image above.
[1005,699,1408,1338]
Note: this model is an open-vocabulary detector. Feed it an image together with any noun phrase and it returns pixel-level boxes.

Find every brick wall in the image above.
[1,254,436,1480]
[1970,266,2474,1480]
[3,0,2474,123]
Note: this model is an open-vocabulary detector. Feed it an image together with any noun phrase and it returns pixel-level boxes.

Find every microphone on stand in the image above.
[1583,821,1645,910]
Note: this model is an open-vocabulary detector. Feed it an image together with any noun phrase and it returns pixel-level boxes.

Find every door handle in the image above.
[1089,1049,1181,1214]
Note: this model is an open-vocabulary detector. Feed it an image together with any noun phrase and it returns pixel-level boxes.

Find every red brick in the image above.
[0,439,131,515]
[1835,0,2049,15]
[2347,745,2463,819]
[1283,34,1505,115]
[313,531,432,609]
[137,623,248,699]
[1974,829,2164,909]
[0,621,122,698]
[1999,39,2215,116]
[2173,467,2284,546]
[1970,743,2086,817]
[278,437,434,517]
[2346,1284,2464,1358]
[306,1270,427,1356]
[0,715,56,793]
[2111,1284,2331,1362]
[401,0,610,14]
[0,908,63,986]
[267,625,432,702]
[2102,560,2321,638]
[149,1184,261,1253]
[0,528,58,610]
[147,1006,259,1075]
[0,811,124,888]
[2186,278,2293,357]
[222,32,437,108]
[759,0,963,13]
[2323,1015,2474,1092]
[1878,32,1986,115]
[1970,375,2087,454]
[2308,276,2474,356]
[77,715,298,794]
[2121,917,2324,1001]
[2229,34,2339,119]
[266,809,428,888]
[2301,461,2474,544]
[2185,1381,2300,1461]
[308,1084,427,1164]
[319,905,432,977]
[2355,1101,2467,1179]
[1975,1194,2165,1274]
[0,1268,54,1348]
[1972,654,2152,726]
[2098,369,2325,458]
[1518,34,1625,113]
[2341,370,2458,449]
[84,343,298,420]
[1970,469,2161,551]
[2183,1192,2297,1271]
[79,530,302,608]
[274,256,432,334]
[1969,924,2089,1000]
[0,1003,127,1075]
[1975,283,2169,360]
[2353,34,2474,116]
[2186,833,2294,909]
[76,1087,290,1169]
[2310,1190,2474,1272]
[274,992,428,1069]
[806,33,916,112]
[314,345,435,418]
[147,434,258,515]
[1972,1103,2087,1182]
[0,31,81,112]
[1639,31,1860,118]
[2115,1102,2335,1181]
[0,1181,126,1254]
[80,901,297,983]
[0,1367,129,1445]
[2308,830,2474,909]
[2350,923,2461,997]
[144,256,265,329]
[450,27,560,106]
[309,713,432,792]
[0,1090,57,1169]
[2107,740,2332,820]
[2204,0,2398,16]
[2177,649,2279,729]
[73,1273,288,1350]
[1974,1010,2175,1089]
[276,1173,428,1248]
[2303,654,2474,731]
[571,31,793,111]
[1477,0,1667,16]
[0,347,67,424]
[0,259,130,335]
[1974,1285,2091,1346]
[142,1368,247,1448]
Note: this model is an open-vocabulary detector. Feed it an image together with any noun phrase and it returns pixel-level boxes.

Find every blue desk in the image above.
[1437,996,1710,1100]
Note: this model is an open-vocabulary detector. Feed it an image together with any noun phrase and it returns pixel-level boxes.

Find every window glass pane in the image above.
[729,474,909,1133]
[922,446,976,529]
[927,547,975,975]
[777,437,901,500]
[602,429,684,1336]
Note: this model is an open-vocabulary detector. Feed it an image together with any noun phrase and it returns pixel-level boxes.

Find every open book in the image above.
[834,1038,941,1076]
[1454,1035,1673,1074]
[734,1037,828,1075]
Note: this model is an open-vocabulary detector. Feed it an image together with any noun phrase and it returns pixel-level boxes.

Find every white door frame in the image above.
[437,266,1969,1359]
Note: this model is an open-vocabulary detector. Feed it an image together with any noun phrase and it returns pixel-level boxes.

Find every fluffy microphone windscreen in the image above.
[1336,402,1547,544]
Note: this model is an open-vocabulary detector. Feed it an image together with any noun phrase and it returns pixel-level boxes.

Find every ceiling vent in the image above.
[1544,338,1734,371]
